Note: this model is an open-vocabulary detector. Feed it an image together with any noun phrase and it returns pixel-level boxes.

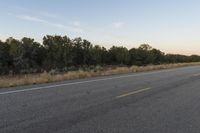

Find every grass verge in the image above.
[0,62,200,88]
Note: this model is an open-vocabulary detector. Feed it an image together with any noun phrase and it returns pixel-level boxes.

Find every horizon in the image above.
[1,0,200,55]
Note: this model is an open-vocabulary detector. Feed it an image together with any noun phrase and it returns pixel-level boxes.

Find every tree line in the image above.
[0,35,200,75]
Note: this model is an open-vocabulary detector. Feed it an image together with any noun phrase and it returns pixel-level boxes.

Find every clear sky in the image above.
[0,0,200,55]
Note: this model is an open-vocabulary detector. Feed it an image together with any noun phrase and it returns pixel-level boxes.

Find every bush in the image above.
[0,36,200,75]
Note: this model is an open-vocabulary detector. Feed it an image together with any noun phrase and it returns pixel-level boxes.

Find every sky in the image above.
[0,0,200,55]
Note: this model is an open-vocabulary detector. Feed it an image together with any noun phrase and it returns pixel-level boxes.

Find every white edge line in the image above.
[0,68,187,95]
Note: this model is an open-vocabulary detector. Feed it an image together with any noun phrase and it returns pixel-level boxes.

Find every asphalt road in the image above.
[1,66,200,133]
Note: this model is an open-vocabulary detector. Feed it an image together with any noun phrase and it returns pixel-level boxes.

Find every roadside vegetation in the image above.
[0,35,200,87]
[0,62,200,88]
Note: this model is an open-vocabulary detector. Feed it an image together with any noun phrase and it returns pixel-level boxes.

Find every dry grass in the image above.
[1,62,200,88]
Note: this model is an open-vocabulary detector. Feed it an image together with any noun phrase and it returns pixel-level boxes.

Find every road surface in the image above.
[1,66,200,133]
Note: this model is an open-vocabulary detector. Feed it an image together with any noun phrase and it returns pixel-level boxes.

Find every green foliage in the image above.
[43,35,72,70]
[0,36,199,75]
[109,46,129,65]
[0,40,10,74]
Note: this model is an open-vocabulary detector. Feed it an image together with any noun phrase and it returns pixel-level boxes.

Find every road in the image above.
[1,66,200,133]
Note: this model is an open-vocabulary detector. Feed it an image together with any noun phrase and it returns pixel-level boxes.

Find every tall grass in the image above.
[0,62,200,88]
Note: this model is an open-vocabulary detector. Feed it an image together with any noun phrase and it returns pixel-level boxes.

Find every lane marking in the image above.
[0,67,196,95]
[192,73,200,77]
[116,87,152,99]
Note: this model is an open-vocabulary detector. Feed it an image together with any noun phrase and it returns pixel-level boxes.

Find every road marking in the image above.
[192,73,200,77]
[0,67,193,95]
[116,87,152,99]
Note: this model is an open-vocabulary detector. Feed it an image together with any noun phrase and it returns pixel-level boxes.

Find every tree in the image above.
[129,48,138,65]
[150,49,165,64]
[132,44,152,65]
[6,37,24,73]
[0,41,10,74]
[109,46,129,65]
[90,45,105,65]
[43,35,72,70]
[139,44,152,51]
[21,37,46,72]
[82,39,93,65]
[0,36,200,75]
[71,37,84,66]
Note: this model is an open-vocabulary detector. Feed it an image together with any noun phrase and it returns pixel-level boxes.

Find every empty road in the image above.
[1,65,200,133]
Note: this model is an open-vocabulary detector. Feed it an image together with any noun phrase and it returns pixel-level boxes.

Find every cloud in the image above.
[112,22,124,29]
[13,6,59,19]
[16,15,83,33]
[17,15,46,23]
[72,21,81,27]
[40,12,58,18]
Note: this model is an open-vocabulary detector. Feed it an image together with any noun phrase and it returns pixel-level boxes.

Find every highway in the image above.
[1,65,200,133]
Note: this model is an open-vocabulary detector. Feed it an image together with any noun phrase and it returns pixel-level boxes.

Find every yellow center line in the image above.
[116,87,152,99]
